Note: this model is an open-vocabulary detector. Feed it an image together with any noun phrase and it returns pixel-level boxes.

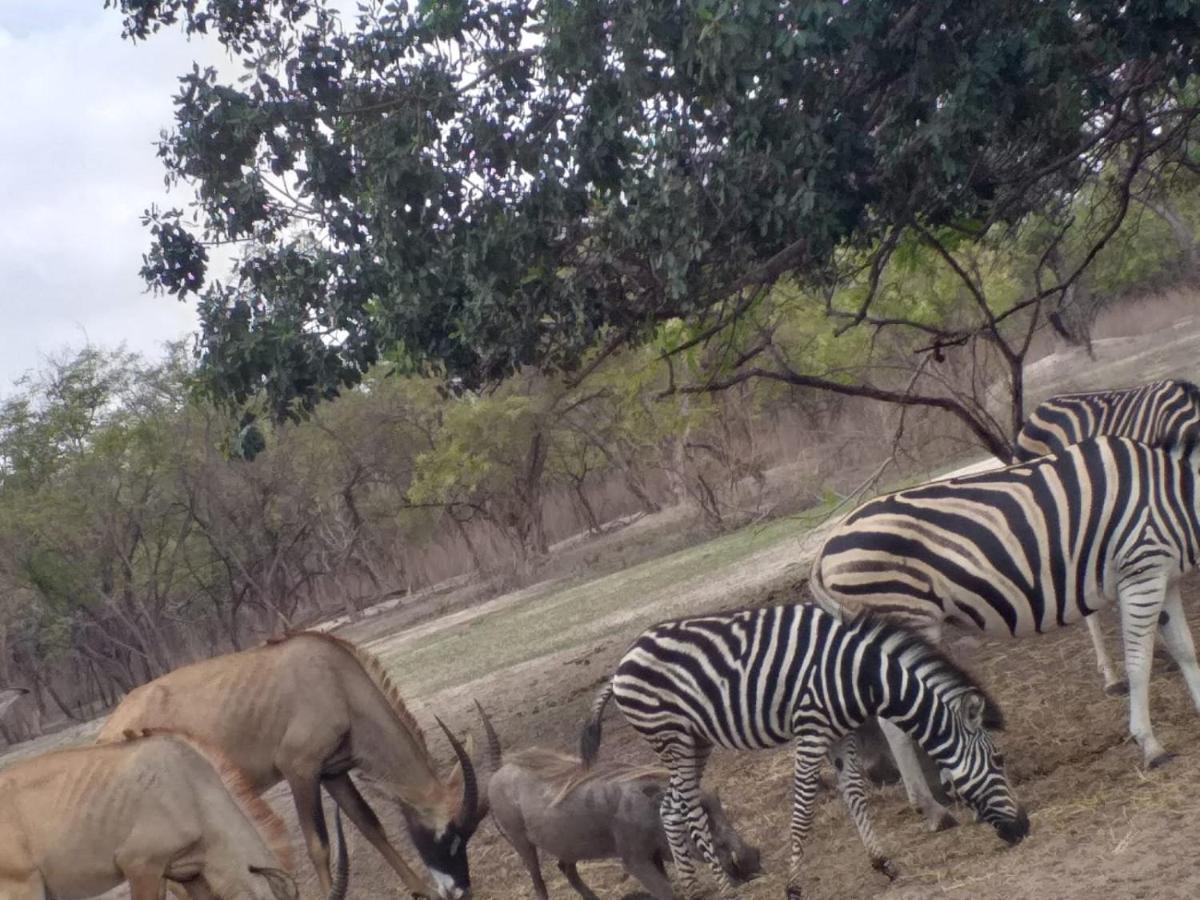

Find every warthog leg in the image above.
[494,823,549,899]
[556,861,601,900]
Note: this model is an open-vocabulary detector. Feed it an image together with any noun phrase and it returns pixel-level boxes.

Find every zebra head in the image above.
[933,690,1029,846]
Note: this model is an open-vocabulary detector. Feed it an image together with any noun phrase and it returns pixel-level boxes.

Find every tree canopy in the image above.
[113,0,1200,419]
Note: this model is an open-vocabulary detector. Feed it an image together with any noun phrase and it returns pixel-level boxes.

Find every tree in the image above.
[113,0,1200,435]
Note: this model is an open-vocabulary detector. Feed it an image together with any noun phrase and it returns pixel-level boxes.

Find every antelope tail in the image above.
[580,680,615,768]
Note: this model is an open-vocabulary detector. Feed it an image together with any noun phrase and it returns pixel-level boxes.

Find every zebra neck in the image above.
[862,627,962,760]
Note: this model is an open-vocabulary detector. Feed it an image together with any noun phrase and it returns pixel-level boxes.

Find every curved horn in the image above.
[329,807,349,900]
[474,699,502,772]
[434,715,479,832]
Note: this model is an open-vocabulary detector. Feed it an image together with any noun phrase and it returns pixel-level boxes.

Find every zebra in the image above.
[810,434,1200,832]
[1014,379,1200,695]
[1015,379,1200,462]
[581,603,1027,900]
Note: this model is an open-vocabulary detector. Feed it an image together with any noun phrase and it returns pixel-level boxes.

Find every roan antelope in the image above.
[98,631,487,900]
[0,729,348,900]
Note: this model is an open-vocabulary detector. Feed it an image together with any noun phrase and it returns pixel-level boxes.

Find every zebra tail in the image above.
[580,680,615,768]
[807,560,848,621]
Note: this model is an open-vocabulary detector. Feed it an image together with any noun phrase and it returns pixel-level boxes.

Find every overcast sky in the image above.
[0,1,230,394]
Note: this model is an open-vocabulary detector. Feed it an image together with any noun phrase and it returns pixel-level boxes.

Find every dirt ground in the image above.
[321,592,1200,900]
[10,310,1200,899]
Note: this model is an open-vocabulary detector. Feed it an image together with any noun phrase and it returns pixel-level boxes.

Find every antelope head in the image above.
[401,716,485,900]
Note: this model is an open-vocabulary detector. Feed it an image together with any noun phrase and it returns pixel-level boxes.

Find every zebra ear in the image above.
[962,692,986,731]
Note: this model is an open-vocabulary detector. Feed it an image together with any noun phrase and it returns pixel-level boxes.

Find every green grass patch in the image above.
[378,499,841,696]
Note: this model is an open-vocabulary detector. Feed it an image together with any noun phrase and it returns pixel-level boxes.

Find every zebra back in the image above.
[606,604,998,750]
[812,435,1200,637]
[1014,378,1200,462]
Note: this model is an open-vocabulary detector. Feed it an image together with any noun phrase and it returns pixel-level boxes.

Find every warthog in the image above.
[0,729,348,900]
[480,712,760,900]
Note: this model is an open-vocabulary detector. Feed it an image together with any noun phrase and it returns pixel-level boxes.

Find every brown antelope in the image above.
[0,729,348,900]
[98,631,486,900]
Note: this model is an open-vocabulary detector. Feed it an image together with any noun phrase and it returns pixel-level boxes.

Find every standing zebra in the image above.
[1014,379,1200,694]
[1014,379,1200,462]
[811,435,1200,832]
[582,604,1026,900]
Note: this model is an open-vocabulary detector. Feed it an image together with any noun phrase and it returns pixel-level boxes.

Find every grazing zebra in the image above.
[1014,379,1200,694]
[811,434,1200,832]
[581,604,1026,900]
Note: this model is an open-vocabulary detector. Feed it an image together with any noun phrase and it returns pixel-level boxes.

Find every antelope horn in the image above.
[472,699,500,821]
[474,699,502,772]
[329,808,350,900]
[434,715,479,832]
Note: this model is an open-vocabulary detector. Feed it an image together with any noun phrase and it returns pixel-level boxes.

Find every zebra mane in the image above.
[846,611,1005,730]
[1173,378,1200,402]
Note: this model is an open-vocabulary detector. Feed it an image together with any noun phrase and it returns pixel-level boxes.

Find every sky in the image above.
[0,1,230,394]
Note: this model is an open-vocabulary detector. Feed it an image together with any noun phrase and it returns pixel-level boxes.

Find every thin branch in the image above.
[667,365,1012,460]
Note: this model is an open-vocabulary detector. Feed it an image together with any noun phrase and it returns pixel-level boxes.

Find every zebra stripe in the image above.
[582,605,1026,898]
[1014,378,1200,694]
[1015,379,1200,462]
[811,435,1200,796]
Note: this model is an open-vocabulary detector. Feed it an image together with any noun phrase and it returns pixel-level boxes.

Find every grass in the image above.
[375,496,841,696]
[372,455,1008,699]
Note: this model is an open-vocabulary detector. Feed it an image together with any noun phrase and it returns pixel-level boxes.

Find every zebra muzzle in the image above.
[995,807,1030,845]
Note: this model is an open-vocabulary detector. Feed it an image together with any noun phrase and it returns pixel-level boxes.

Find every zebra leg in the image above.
[828,735,897,880]
[1086,610,1128,696]
[786,734,830,900]
[876,718,958,831]
[659,788,698,897]
[1155,583,1200,711]
[661,740,732,899]
[1118,575,1172,767]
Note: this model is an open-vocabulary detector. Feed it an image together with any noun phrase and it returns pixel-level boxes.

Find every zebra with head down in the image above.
[581,602,1026,899]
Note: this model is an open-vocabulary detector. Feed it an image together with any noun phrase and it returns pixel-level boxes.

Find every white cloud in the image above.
[0,2,232,392]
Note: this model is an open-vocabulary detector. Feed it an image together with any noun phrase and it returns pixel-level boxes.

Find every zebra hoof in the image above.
[872,857,899,881]
[786,887,804,900]
[1147,750,1176,769]
[1104,679,1129,697]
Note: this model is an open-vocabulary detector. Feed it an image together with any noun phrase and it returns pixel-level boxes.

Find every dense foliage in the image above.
[111,0,1200,423]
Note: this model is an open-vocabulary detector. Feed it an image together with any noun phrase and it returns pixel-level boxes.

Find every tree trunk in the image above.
[572,482,603,534]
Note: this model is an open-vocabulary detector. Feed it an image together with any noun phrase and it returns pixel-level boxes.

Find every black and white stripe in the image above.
[1015,379,1200,463]
[582,604,1026,898]
[1014,379,1200,693]
[811,435,1200,830]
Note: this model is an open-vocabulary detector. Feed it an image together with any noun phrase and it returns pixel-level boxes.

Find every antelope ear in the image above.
[249,865,299,900]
